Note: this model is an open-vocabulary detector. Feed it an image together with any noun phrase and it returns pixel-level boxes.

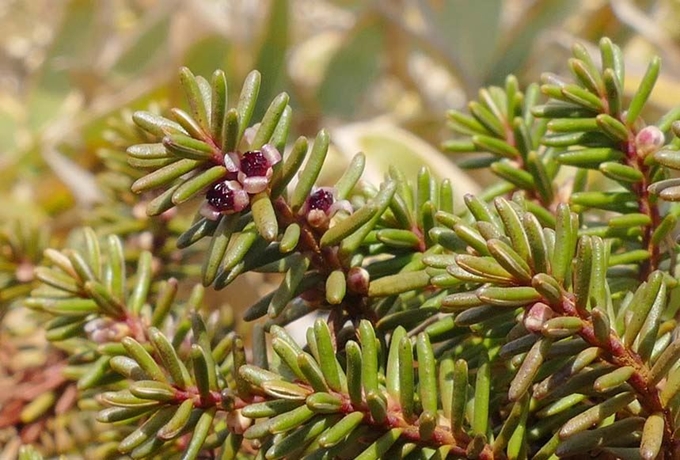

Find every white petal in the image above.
[227,152,241,171]
[262,144,282,165]
[244,125,259,146]
[200,203,222,221]
[233,190,251,211]
[243,176,269,194]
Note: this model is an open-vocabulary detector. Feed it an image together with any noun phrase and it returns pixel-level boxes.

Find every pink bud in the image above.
[635,126,665,158]
[347,267,370,295]
[523,302,555,333]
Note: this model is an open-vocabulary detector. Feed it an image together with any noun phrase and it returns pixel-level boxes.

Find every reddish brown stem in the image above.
[558,293,675,448]
[272,196,381,324]
[623,137,662,279]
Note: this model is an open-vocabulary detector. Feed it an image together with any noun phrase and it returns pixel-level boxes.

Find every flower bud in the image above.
[635,125,665,158]
[347,267,370,295]
[226,409,251,434]
[523,302,555,333]
[84,318,131,343]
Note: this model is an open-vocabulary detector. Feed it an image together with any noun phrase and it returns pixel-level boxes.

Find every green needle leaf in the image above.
[640,412,664,460]
[649,336,680,384]
[268,254,310,318]
[271,136,308,198]
[417,333,437,413]
[325,269,346,305]
[202,215,238,286]
[508,338,552,401]
[367,270,430,297]
[335,153,366,200]
[623,271,663,346]
[346,340,363,407]
[359,320,379,395]
[121,337,166,383]
[250,92,290,150]
[131,159,200,193]
[477,285,541,307]
[552,203,577,284]
[398,336,415,421]
[559,392,636,439]
[313,319,343,392]
[118,406,176,453]
[451,359,468,435]
[592,366,634,393]
[132,111,186,137]
[251,191,278,242]
[290,129,330,210]
[163,134,214,161]
[626,56,661,126]
[555,417,643,457]
[236,70,261,142]
[171,165,226,205]
[318,412,365,448]
[485,237,533,283]
[320,204,377,247]
[179,67,209,133]
[148,327,192,390]
[210,70,227,146]
[355,428,402,460]
[298,352,329,393]
[473,352,490,436]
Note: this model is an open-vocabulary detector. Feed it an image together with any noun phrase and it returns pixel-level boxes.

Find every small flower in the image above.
[635,125,665,158]
[299,187,352,228]
[201,179,250,220]
[228,144,282,194]
[84,318,131,344]
[523,302,555,333]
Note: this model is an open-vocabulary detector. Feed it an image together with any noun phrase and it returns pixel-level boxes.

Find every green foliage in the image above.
[8,33,680,460]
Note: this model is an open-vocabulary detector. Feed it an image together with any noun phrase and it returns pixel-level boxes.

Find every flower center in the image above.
[207,181,235,211]
[240,150,269,177]
[308,189,334,212]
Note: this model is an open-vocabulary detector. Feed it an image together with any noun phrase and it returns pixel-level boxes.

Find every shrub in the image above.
[5,37,680,459]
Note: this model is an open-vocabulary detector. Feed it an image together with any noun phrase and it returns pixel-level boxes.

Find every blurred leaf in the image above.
[27,0,98,130]
[487,0,578,83]
[183,36,232,79]
[112,14,171,77]
[0,107,18,154]
[417,0,502,83]
[253,0,290,120]
[43,146,103,207]
[317,18,384,118]
[81,85,170,146]
[624,71,680,112]
[332,120,479,208]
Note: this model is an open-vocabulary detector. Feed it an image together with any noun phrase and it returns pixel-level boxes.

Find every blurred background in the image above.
[2,0,680,455]
[3,0,680,225]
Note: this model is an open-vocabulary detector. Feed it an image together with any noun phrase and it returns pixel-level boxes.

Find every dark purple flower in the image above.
[228,144,281,194]
[201,179,249,220]
[308,188,335,212]
[300,187,352,228]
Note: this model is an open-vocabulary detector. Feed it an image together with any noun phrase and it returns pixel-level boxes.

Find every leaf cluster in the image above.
[13,37,680,460]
